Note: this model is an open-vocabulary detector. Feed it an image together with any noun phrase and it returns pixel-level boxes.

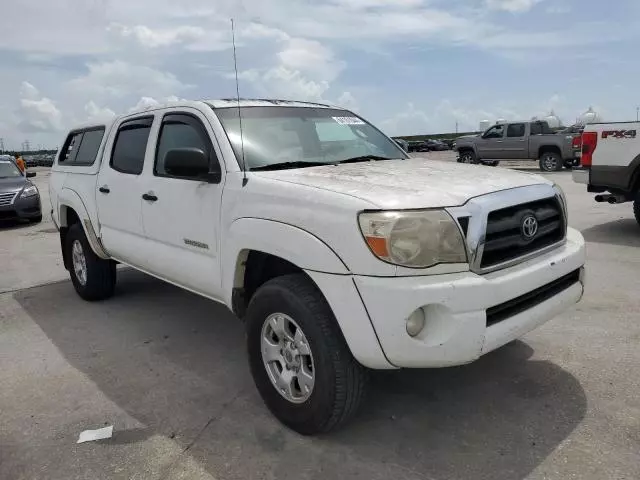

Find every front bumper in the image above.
[0,194,41,220]
[353,228,585,368]
[572,167,589,185]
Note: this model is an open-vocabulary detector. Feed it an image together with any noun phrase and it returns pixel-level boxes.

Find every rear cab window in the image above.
[110,117,153,175]
[507,123,526,137]
[58,126,106,166]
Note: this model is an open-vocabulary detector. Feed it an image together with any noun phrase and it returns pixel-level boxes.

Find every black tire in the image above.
[459,150,477,164]
[246,274,368,435]
[65,223,116,301]
[539,151,563,172]
[563,160,575,170]
[634,197,640,228]
[29,215,42,223]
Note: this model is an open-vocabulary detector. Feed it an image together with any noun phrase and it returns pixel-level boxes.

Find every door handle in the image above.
[142,192,158,202]
[99,186,110,194]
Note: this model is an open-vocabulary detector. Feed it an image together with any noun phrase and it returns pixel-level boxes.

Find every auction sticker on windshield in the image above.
[332,117,365,125]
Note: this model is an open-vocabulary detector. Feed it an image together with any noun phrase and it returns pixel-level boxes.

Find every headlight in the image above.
[358,210,467,268]
[20,185,39,198]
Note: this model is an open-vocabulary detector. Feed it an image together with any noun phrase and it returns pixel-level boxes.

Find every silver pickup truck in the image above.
[455,121,581,172]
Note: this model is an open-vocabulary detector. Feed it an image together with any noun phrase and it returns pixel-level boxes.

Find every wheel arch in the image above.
[223,218,350,316]
[538,144,562,158]
[57,189,109,269]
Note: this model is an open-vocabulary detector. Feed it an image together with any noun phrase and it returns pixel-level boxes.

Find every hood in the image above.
[0,176,28,193]
[254,159,551,209]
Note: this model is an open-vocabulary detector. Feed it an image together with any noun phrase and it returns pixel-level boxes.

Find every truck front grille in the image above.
[480,197,565,269]
[0,192,17,207]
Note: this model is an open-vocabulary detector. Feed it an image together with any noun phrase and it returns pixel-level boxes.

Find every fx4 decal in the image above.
[602,130,637,139]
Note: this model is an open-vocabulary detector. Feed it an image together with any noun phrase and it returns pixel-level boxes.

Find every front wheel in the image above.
[65,223,116,301]
[539,151,563,172]
[459,150,477,164]
[246,274,368,435]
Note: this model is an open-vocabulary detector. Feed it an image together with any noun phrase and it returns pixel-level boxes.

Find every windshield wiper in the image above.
[335,155,394,164]
[250,161,329,172]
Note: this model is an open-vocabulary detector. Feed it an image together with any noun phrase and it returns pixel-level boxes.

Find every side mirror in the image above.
[26,171,36,178]
[164,148,219,182]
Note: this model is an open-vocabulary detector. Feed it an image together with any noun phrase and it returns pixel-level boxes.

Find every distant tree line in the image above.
[1,150,57,156]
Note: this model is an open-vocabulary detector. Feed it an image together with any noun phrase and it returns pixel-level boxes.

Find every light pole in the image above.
[636,107,639,122]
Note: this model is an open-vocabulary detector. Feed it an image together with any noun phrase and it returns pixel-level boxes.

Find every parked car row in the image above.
[24,155,56,167]
[401,139,454,152]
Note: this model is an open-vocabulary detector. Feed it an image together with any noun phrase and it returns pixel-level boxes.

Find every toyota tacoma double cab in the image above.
[456,120,581,171]
[572,121,640,225]
[49,99,586,434]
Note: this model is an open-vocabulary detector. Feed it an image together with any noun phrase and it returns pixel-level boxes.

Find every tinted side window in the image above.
[530,122,542,135]
[74,128,105,165]
[59,132,83,164]
[507,123,525,137]
[111,117,153,175]
[485,125,504,139]
[155,114,215,177]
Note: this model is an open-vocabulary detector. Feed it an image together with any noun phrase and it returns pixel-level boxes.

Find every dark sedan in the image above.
[0,159,42,223]
[425,139,450,151]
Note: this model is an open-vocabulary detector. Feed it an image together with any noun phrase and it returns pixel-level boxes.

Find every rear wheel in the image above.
[246,274,368,435]
[634,196,640,228]
[65,223,116,301]
[539,151,563,172]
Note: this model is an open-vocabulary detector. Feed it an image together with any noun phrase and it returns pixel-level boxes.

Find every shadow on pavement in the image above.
[15,269,587,480]
[581,218,640,248]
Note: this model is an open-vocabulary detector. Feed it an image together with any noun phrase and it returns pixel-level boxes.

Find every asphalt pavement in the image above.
[0,160,638,480]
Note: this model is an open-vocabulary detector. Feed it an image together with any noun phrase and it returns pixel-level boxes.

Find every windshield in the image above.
[0,159,22,178]
[214,106,408,170]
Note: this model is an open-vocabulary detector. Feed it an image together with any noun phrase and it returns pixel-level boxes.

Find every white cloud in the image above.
[69,61,189,100]
[485,0,542,13]
[19,82,40,101]
[18,82,63,133]
[108,24,206,48]
[278,38,344,80]
[84,102,116,122]
[336,92,358,111]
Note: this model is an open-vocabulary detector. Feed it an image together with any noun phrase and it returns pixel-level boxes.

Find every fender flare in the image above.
[57,188,110,260]
[222,217,349,306]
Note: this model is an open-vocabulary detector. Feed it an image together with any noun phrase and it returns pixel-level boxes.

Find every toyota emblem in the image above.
[521,215,538,240]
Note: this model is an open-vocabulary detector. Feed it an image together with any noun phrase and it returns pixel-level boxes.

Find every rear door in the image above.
[96,116,154,267]
[501,123,527,159]
[476,124,506,159]
[139,108,225,299]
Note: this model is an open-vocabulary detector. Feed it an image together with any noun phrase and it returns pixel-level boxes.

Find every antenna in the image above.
[231,18,248,186]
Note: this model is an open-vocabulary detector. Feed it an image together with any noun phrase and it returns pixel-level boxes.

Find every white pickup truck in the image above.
[572,122,640,225]
[49,99,586,434]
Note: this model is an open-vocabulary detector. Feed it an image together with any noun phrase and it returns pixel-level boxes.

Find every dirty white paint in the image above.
[256,159,551,209]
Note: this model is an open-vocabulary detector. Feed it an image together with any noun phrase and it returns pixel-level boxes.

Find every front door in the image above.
[501,123,527,159]
[96,116,154,268]
[476,124,506,159]
[140,109,224,300]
